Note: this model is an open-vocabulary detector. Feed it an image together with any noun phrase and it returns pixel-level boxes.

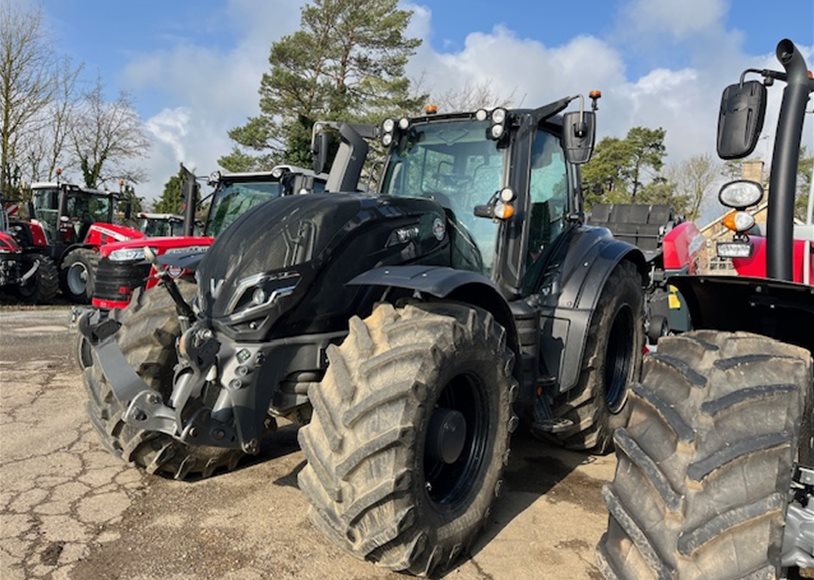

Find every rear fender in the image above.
[669,274,814,352]
[536,228,647,394]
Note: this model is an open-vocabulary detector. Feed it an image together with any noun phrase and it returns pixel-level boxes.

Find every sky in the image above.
[32,0,814,207]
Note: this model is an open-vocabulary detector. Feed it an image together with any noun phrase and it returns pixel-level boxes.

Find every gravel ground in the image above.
[0,306,615,580]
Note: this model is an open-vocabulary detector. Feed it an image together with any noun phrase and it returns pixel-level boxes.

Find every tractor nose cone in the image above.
[427,408,467,464]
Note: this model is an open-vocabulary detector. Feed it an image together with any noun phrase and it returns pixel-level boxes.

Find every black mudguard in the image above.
[347,265,520,366]
[535,226,647,395]
[669,274,814,352]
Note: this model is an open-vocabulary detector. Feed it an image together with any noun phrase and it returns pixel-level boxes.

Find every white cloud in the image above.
[620,0,728,41]
[121,0,304,200]
[122,0,812,208]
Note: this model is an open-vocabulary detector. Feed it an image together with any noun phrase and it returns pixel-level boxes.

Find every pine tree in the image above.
[153,172,183,214]
[219,0,424,171]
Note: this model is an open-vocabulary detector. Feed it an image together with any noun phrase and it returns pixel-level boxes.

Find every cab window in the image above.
[527,130,568,263]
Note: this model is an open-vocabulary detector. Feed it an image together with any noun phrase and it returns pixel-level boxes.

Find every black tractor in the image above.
[80,93,649,576]
[596,38,814,579]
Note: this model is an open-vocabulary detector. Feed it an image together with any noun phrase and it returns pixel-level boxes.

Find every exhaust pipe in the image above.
[766,39,813,281]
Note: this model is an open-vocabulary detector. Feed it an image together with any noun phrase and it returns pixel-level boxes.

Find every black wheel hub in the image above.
[423,373,490,510]
[604,304,634,413]
[427,408,467,465]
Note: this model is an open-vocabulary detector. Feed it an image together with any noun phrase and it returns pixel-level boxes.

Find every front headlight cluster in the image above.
[108,247,148,262]
[475,108,508,140]
[224,270,302,324]
[380,116,411,147]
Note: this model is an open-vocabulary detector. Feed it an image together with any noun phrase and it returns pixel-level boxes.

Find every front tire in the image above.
[298,302,518,576]
[596,331,812,579]
[84,282,244,479]
[16,254,59,304]
[60,248,99,303]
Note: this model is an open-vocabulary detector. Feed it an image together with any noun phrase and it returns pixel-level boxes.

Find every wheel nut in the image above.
[148,393,161,405]
[132,409,147,422]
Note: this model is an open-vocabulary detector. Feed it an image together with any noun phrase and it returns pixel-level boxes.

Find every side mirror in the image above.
[27,201,35,219]
[718,179,764,209]
[123,200,132,220]
[312,130,331,175]
[716,80,767,160]
[562,111,596,165]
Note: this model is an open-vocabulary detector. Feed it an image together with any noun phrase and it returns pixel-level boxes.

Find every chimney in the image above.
[741,160,764,184]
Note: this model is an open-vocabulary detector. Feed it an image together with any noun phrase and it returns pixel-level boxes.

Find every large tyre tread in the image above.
[84,282,244,480]
[299,302,516,576]
[597,330,812,580]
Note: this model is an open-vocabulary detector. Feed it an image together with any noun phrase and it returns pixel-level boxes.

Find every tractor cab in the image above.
[137,213,185,237]
[29,182,136,249]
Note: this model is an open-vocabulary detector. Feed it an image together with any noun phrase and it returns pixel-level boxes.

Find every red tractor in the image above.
[24,180,144,302]
[0,195,58,303]
[597,38,814,578]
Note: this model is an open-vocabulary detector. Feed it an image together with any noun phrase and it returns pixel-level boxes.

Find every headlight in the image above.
[398,117,410,130]
[719,180,763,209]
[491,108,507,124]
[490,124,505,139]
[475,108,488,121]
[382,118,395,133]
[108,247,147,262]
[224,270,302,323]
[382,133,393,146]
[717,242,753,258]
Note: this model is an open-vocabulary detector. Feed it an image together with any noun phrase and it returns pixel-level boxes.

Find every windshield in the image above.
[206,180,282,237]
[66,194,111,222]
[380,119,504,275]
[139,218,184,237]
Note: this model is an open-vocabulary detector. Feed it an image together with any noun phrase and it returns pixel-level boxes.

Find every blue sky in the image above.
[33,0,814,203]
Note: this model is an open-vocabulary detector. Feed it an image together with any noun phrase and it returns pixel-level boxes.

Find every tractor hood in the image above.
[99,235,214,258]
[196,193,448,339]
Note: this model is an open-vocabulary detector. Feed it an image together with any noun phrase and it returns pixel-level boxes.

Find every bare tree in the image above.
[674,154,721,220]
[0,3,57,193]
[21,56,83,182]
[433,79,515,112]
[70,78,150,188]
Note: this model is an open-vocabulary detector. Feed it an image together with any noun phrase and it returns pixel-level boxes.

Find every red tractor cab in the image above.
[26,181,143,302]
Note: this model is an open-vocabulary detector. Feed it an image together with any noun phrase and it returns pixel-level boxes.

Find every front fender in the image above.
[347,265,520,372]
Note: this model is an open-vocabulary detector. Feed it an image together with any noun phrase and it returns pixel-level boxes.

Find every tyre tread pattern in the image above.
[84,282,244,479]
[597,330,812,580]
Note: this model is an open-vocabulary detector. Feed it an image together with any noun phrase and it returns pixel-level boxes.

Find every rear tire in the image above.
[545,260,645,453]
[298,302,517,576]
[596,331,812,579]
[16,254,58,304]
[60,248,99,303]
[84,281,244,479]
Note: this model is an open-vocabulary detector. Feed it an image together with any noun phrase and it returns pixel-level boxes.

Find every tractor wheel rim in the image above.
[67,263,88,295]
[604,304,634,413]
[423,372,490,511]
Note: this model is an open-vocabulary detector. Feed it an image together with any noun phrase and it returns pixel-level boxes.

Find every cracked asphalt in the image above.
[1,306,616,579]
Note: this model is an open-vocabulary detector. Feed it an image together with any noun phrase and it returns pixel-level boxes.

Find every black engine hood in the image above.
[196,193,447,328]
